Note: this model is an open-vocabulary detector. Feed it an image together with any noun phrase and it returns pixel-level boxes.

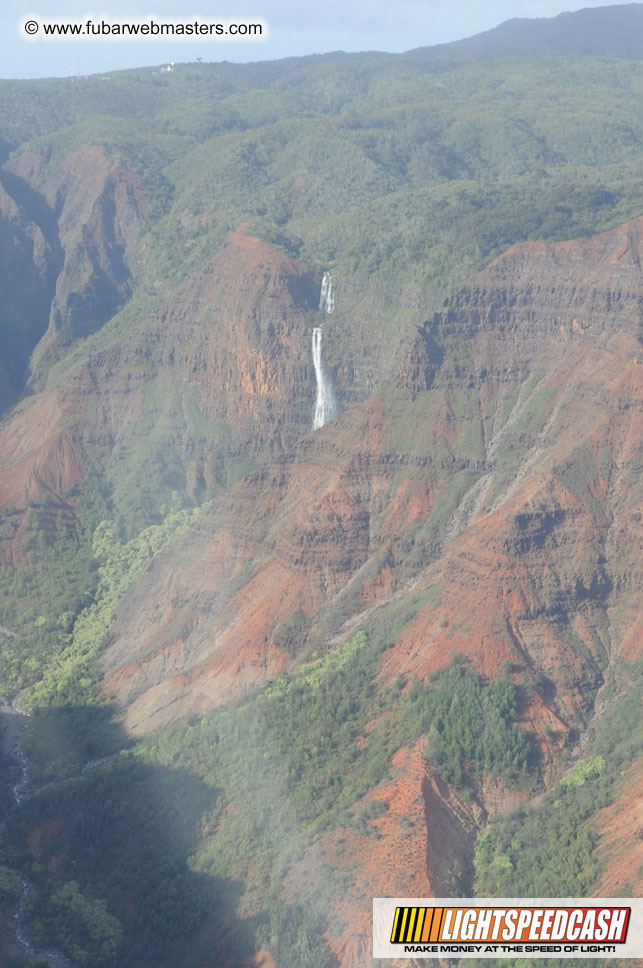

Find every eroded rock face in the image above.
[33,145,149,374]
[596,756,643,896]
[0,145,149,400]
[317,742,483,968]
[92,218,642,741]
[0,169,62,412]
[123,227,318,467]
[0,225,320,521]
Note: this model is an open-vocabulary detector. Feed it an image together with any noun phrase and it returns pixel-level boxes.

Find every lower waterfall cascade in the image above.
[312,272,337,430]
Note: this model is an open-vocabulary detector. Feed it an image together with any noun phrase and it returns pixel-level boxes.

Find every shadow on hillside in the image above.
[21,703,132,786]
[4,703,257,968]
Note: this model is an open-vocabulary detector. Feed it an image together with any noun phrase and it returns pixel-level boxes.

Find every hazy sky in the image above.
[2,0,635,79]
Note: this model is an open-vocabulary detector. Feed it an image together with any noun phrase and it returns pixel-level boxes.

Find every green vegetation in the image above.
[24,876,124,968]
[558,753,605,791]
[1,627,534,966]
[8,758,223,968]
[3,55,643,310]
[138,642,531,952]
[148,629,399,838]
[21,704,125,784]
[261,903,334,968]
[0,863,20,906]
[404,657,532,785]
[475,662,642,897]
[25,498,199,710]
[0,502,100,695]
[0,494,200,717]
[163,635,529,841]
[507,384,556,436]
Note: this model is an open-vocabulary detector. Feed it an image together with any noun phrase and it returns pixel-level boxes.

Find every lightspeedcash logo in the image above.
[373,898,643,959]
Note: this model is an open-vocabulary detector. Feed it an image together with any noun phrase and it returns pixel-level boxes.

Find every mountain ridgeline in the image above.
[0,6,642,968]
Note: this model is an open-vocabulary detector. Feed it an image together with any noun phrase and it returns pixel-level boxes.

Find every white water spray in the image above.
[312,327,337,430]
[312,273,337,430]
[319,271,334,314]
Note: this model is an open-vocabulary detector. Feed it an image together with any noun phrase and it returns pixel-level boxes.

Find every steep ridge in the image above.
[316,743,483,968]
[0,168,62,413]
[2,146,149,390]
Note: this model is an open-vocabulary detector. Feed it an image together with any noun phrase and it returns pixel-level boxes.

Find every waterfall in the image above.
[318,271,334,314]
[312,272,337,430]
[312,327,336,430]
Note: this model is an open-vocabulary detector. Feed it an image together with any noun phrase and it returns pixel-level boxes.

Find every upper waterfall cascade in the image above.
[312,272,337,431]
[319,271,334,314]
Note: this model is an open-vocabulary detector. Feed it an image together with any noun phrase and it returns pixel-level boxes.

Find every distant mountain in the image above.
[416,3,643,58]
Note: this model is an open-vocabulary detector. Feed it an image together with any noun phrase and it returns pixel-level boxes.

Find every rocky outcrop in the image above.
[32,145,148,375]
[129,227,318,466]
[0,145,149,395]
[316,743,482,968]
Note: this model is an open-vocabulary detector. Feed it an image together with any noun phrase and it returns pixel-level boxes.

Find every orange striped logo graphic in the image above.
[391,907,447,944]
